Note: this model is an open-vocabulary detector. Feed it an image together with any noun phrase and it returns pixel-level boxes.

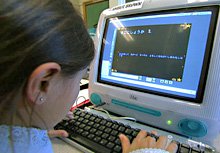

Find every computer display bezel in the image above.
[97,5,219,104]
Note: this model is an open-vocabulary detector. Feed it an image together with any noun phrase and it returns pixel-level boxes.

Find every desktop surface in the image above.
[52,138,83,153]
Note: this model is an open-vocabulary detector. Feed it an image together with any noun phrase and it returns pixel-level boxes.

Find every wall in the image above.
[69,0,109,29]
[109,0,125,8]
[69,0,90,15]
[70,0,126,14]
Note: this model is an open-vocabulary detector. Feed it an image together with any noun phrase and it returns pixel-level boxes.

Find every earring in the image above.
[39,97,45,102]
[38,96,46,104]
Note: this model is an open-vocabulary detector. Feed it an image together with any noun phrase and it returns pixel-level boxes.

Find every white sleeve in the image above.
[130,148,169,153]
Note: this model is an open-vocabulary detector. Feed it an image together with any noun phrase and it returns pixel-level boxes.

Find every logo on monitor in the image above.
[130,95,138,101]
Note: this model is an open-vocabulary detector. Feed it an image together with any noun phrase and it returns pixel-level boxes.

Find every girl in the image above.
[0,0,177,153]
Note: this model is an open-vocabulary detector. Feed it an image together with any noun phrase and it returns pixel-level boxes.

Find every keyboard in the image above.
[54,108,216,153]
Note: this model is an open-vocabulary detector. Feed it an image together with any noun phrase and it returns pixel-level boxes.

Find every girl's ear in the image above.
[26,62,61,104]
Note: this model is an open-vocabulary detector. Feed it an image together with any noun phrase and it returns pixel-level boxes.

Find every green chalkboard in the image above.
[86,1,109,29]
[126,0,135,2]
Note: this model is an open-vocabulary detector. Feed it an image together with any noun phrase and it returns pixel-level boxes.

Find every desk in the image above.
[52,138,83,153]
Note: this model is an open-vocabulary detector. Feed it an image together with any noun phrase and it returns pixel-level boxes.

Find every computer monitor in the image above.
[89,0,220,149]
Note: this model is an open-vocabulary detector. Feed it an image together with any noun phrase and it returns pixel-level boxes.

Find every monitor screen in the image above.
[98,6,218,103]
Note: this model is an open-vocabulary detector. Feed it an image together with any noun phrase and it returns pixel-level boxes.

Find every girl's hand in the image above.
[119,130,178,153]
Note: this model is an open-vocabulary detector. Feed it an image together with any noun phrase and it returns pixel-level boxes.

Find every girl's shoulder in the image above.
[0,125,53,153]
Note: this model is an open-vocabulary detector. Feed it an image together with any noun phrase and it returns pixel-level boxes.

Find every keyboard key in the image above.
[131,129,140,137]
[100,120,107,125]
[79,123,86,128]
[88,134,95,139]
[126,135,133,141]
[100,139,108,145]
[102,133,109,139]
[104,127,112,133]
[114,145,122,152]
[88,121,94,126]
[115,138,121,145]
[84,126,91,131]
[112,123,119,130]
[125,128,133,135]
[108,135,116,142]
[74,121,81,126]
[95,118,101,123]
[84,114,90,119]
[80,112,86,117]
[95,130,103,136]
[118,126,125,132]
[191,148,201,153]
[89,128,97,133]
[78,117,84,122]
[74,110,81,116]
[106,122,113,127]
[94,136,101,142]
[82,131,89,137]
[82,119,89,124]
[111,130,119,136]
[106,142,115,149]
[98,125,105,131]
[90,116,96,121]
[179,144,191,153]
[76,129,83,134]
[93,123,100,128]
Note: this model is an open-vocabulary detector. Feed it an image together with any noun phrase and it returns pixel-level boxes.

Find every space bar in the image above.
[69,134,112,153]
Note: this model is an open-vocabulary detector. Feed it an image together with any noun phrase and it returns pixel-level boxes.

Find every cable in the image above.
[91,106,137,122]
[85,100,137,122]
[76,96,87,105]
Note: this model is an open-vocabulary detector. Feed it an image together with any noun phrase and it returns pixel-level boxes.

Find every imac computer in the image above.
[89,0,220,151]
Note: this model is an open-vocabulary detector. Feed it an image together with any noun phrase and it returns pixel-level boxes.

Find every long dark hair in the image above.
[0,0,94,122]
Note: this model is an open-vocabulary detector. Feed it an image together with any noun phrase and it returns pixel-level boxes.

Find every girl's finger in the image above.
[155,136,167,149]
[166,142,178,153]
[119,134,131,153]
[48,129,69,138]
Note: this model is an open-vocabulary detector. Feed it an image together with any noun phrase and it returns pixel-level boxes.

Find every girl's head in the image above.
[0,0,94,129]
